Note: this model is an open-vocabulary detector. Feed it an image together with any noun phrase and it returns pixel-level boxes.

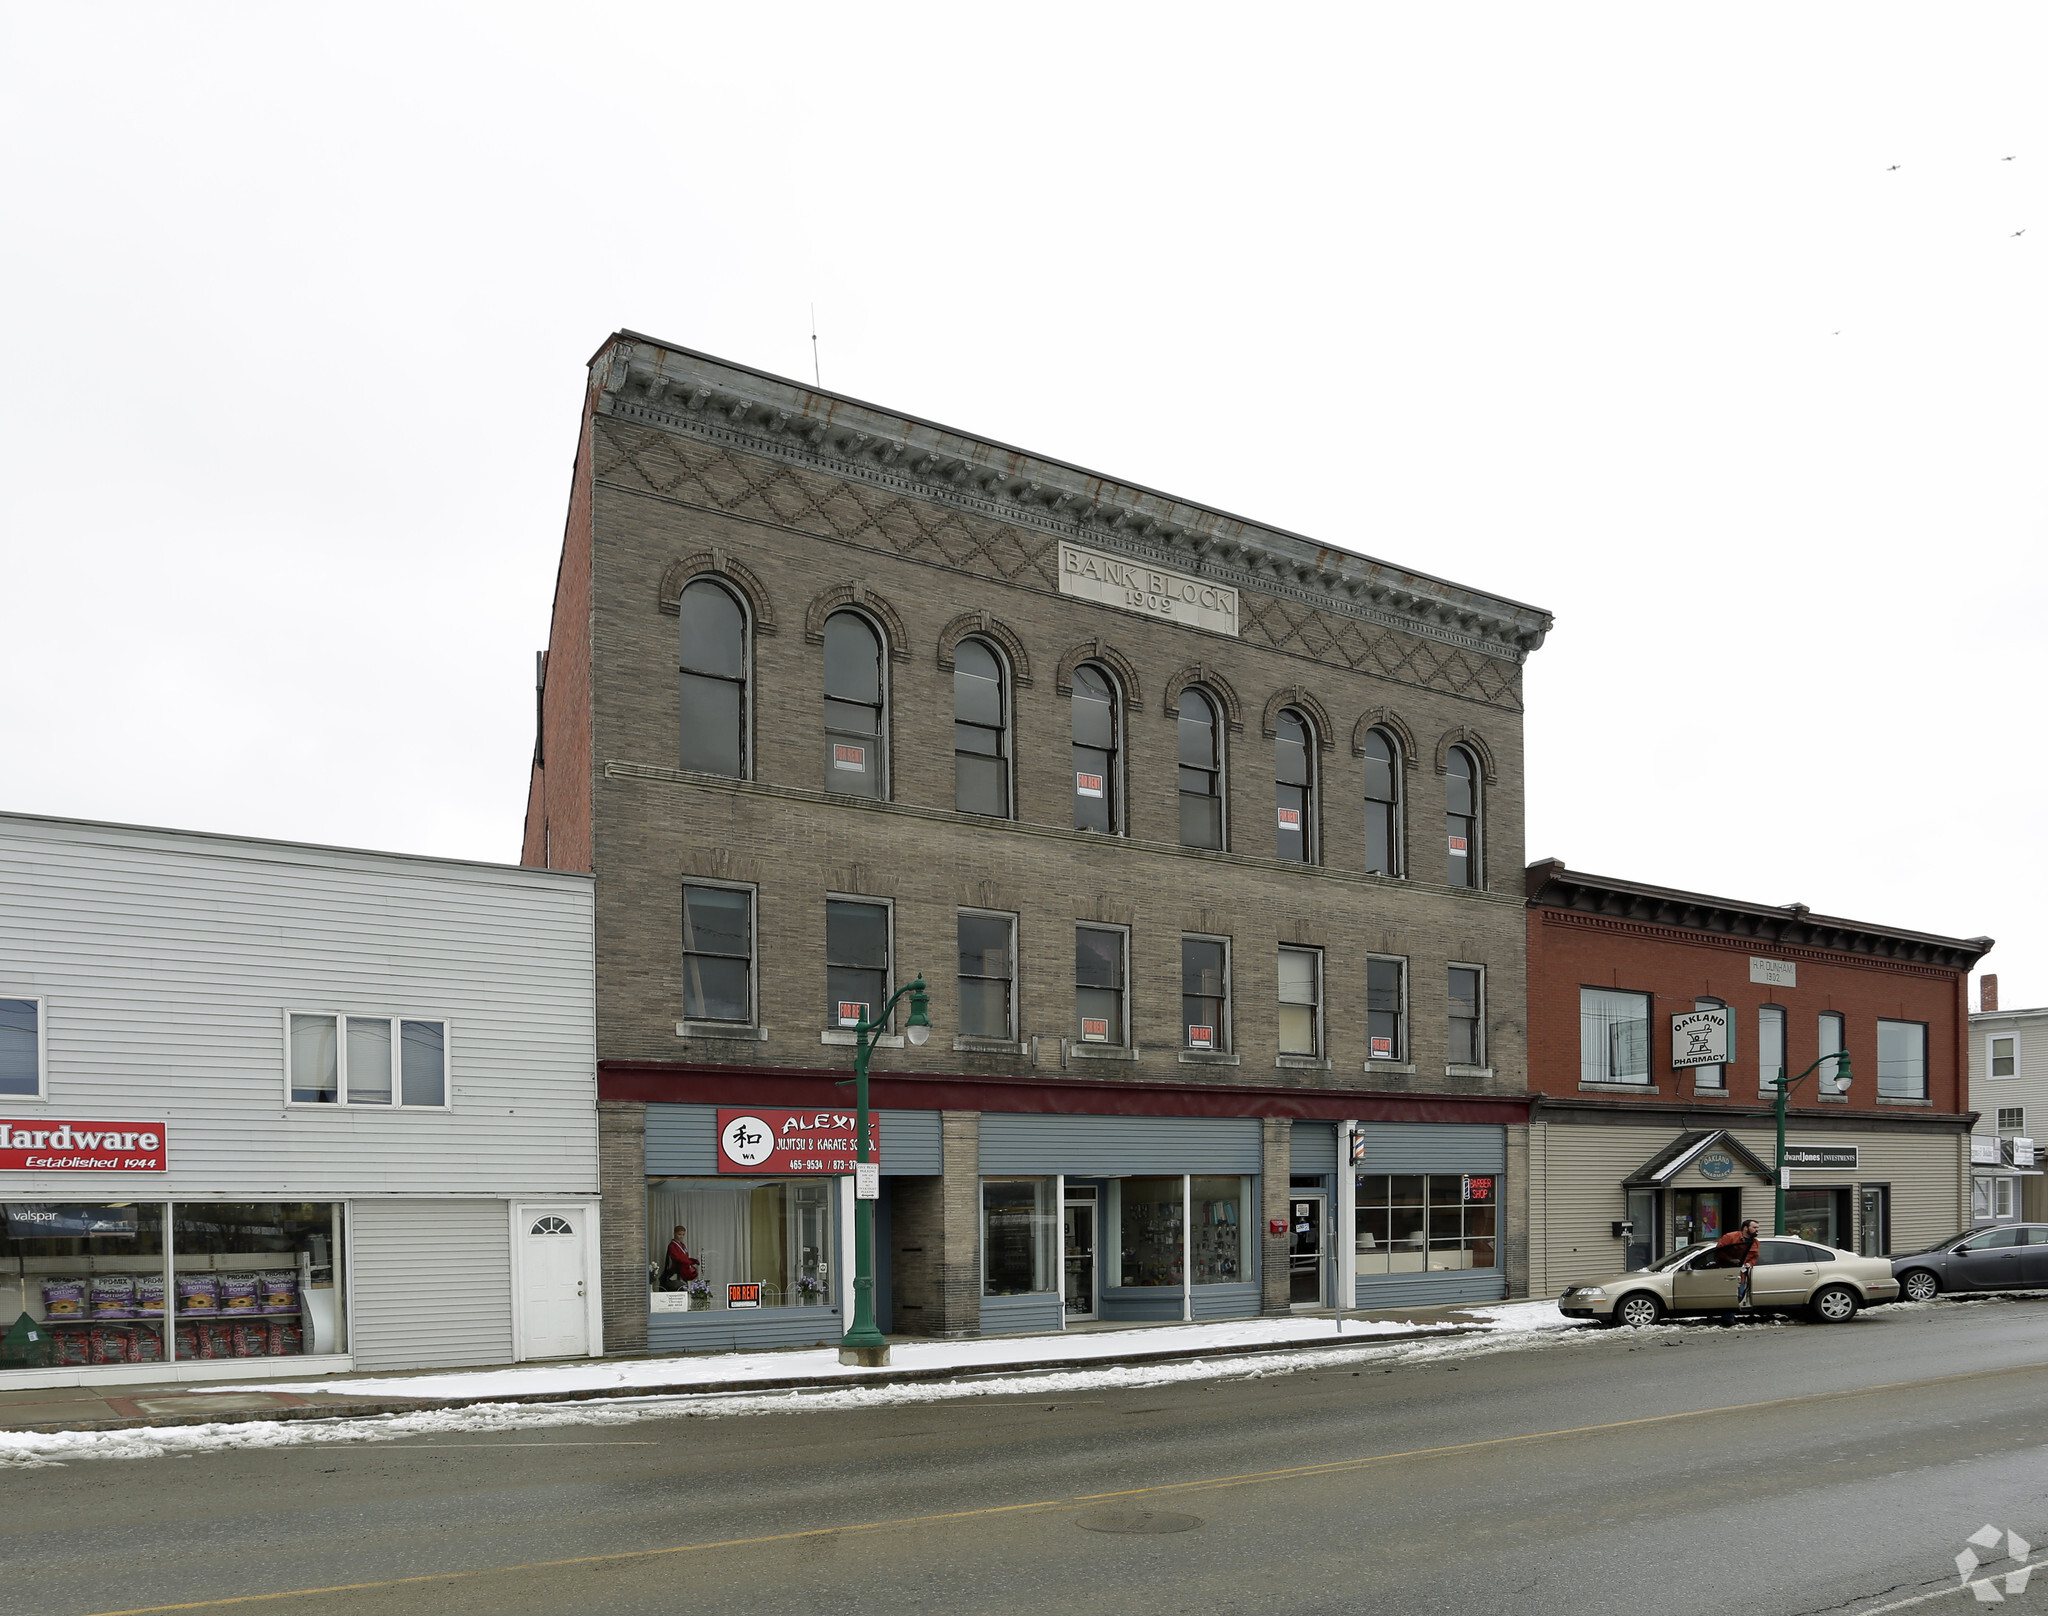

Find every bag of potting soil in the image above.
[90,1274,135,1319]
[41,1276,87,1318]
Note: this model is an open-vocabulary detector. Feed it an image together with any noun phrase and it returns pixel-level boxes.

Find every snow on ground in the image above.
[0,1303,1594,1469]
[220,1312,1492,1402]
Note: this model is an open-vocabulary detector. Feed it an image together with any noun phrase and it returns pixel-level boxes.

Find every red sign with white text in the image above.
[0,1120,166,1172]
[716,1109,880,1174]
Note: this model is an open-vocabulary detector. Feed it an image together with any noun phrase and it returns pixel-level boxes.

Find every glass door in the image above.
[1858,1187,1888,1257]
[1062,1190,1097,1320]
[1289,1196,1326,1307]
[1672,1190,1729,1254]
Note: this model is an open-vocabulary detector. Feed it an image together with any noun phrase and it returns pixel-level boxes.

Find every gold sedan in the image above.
[1558,1236,1900,1328]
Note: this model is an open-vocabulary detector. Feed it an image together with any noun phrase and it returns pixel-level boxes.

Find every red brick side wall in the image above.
[1527,906,1970,1115]
[521,397,597,872]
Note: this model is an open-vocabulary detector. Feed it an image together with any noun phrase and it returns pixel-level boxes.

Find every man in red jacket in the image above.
[1712,1218,1762,1313]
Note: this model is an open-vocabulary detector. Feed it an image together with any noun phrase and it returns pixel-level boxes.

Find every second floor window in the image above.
[1178,688,1224,850]
[1581,987,1651,1084]
[0,998,41,1097]
[1877,1019,1927,1100]
[1757,1005,1786,1094]
[957,911,1016,1040]
[1693,996,1728,1090]
[289,1014,447,1107]
[1075,926,1126,1045]
[1367,958,1405,1060]
[682,884,753,1024]
[1181,937,1228,1050]
[677,578,747,777]
[1072,664,1120,834]
[1361,728,1400,875]
[1998,1106,2026,1134]
[1446,745,1480,887]
[826,900,890,1028]
[1819,1012,1847,1092]
[1278,947,1321,1058]
[1448,967,1483,1066]
[823,611,885,799]
[1274,709,1313,863]
[953,638,1009,817]
[1991,1034,2017,1078]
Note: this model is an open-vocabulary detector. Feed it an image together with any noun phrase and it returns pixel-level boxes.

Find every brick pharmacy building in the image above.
[524,332,1554,1352]
[1524,860,1990,1292]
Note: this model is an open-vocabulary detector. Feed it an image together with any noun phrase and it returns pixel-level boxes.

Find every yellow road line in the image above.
[75,1356,2048,1616]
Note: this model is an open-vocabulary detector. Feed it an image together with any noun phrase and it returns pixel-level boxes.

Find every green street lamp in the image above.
[836,975,930,1366]
[1767,1047,1854,1235]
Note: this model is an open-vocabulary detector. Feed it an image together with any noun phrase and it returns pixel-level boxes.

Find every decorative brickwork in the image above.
[597,1101,648,1355]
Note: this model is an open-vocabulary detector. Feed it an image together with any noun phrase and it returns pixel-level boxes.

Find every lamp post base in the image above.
[838,1343,891,1368]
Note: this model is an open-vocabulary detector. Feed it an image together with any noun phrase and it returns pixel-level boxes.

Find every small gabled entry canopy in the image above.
[1623,1128,1775,1187]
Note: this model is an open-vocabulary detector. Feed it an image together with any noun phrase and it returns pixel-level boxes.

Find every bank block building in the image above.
[1524,860,1989,1291]
[524,333,1552,1352]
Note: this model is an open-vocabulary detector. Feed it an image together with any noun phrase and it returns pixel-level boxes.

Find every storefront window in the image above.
[646,1177,834,1310]
[1,1201,341,1371]
[1118,1177,1184,1288]
[1355,1174,1498,1274]
[982,1179,1056,1295]
[1781,1189,1840,1246]
[1189,1177,1246,1285]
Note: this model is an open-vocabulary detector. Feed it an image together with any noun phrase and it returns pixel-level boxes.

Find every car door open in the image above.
[1670,1251,1742,1313]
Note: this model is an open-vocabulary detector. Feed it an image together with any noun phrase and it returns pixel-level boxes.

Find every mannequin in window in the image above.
[660,1225,699,1289]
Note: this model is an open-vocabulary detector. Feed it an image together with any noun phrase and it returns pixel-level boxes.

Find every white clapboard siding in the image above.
[0,814,596,1198]
[349,1200,514,1369]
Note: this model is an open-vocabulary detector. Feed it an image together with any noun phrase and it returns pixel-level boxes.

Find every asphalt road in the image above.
[14,1295,2048,1616]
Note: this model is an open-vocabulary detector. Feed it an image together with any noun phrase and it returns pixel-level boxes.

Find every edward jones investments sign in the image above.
[1058,542,1239,636]
[0,1120,167,1171]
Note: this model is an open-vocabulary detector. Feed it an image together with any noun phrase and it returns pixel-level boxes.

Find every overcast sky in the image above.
[4,6,2041,1006]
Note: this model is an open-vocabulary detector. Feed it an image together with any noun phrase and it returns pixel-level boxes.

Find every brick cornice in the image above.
[1536,907,1963,983]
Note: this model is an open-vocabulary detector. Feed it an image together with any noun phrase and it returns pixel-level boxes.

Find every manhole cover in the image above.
[1075,1509,1203,1535]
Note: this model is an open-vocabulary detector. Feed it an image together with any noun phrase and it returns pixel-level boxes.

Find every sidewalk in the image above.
[0,1301,1542,1435]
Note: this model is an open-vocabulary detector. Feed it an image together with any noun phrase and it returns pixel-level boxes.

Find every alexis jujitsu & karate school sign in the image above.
[0,1120,167,1172]
[716,1109,879,1174]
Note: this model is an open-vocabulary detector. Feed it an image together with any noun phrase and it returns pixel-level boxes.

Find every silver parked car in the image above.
[1892,1225,2048,1301]
[1558,1237,1900,1327]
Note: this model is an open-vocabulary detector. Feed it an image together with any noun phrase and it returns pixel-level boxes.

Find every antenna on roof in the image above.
[810,304,821,387]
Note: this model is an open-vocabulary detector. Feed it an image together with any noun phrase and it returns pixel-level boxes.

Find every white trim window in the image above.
[1581,987,1652,1085]
[0,996,45,1099]
[1990,1033,2018,1080]
[682,883,756,1026]
[1997,1106,2026,1135]
[288,1014,448,1107]
[957,910,1017,1041]
[1818,1012,1848,1093]
[1448,966,1484,1067]
[1278,947,1322,1058]
[1877,1019,1928,1100]
[1756,1004,1786,1096]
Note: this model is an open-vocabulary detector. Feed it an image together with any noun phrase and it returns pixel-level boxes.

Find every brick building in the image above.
[1524,859,1991,1292]
[523,331,1552,1354]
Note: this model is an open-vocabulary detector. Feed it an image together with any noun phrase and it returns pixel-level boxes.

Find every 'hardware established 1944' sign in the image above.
[1058,542,1239,636]
[716,1110,880,1175]
[0,1120,166,1172]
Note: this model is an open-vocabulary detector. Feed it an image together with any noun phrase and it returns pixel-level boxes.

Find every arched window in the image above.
[677,578,747,778]
[1071,663,1120,834]
[1177,688,1224,850]
[1446,745,1480,887]
[823,611,885,798]
[1361,728,1400,875]
[953,637,1009,817]
[1274,709,1314,863]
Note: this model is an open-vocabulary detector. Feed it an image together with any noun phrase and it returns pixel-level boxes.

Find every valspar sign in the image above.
[0,1120,166,1172]
[1058,542,1238,636]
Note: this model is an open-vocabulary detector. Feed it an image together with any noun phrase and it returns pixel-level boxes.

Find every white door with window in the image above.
[515,1204,598,1360]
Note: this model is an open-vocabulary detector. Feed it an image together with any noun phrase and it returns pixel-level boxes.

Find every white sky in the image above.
[3,6,2040,1006]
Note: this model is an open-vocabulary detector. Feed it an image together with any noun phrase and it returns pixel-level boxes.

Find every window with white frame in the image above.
[1693,996,1728,1090]
[1997,1106,2026,1135]
[0,998,44,1098]
[1877,1019,1927,1100]
[1581,988,1652,1085]
[1448,967,1484,1067]
[826,899,890,1029]
[1756,1005,1786,1095]
[1278,947,1321,1058]
[1818,1012,1847,1093]
[1181,936,1229,1051]
[1990,1034,2018,1079]
[1367,957,1405,1061]
[289,1014,446,1106]
[1075,926,1127,1045]
[682,884,755,1025]
[957,911,1016,1041]
[1996,1178,2015,1219]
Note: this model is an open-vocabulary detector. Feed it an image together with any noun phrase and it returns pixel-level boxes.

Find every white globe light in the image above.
[906,1023,930,1047]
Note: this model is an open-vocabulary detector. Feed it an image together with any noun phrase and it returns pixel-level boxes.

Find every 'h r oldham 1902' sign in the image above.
[1058,542,1238,636]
